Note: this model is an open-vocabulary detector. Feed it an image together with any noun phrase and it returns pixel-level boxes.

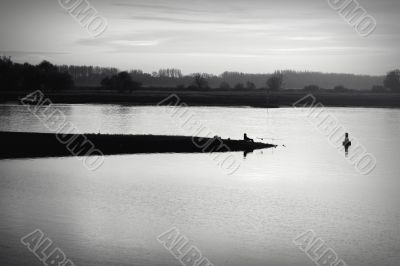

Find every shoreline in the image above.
[1,90,400,108]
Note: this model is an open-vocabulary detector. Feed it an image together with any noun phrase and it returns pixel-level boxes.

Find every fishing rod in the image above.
[256,137,284,141]
[256,137,286,147]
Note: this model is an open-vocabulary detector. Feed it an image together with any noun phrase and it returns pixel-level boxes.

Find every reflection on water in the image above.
[0,104,400,266]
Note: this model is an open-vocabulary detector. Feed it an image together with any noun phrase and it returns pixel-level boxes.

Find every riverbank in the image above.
[1,90,400,108]
[0,132,276,159]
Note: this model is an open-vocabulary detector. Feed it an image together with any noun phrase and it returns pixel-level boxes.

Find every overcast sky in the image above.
[0,0,399,75]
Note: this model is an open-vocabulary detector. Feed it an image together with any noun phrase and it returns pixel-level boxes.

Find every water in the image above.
[0,104,399,266]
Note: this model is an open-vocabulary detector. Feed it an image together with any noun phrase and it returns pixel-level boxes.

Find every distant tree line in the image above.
[60,63,385,91]
[101,72,141,92]
[1,57,399,93]
[300,69,400,93]
[103,69,386,91]
[57,65,118,87]
[0,57,73,91]
[383,70,400,92]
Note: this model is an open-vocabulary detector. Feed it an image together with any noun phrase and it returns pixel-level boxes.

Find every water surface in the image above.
[0,104,399,266]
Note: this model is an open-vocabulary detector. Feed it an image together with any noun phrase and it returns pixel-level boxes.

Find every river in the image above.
[0,104,399,266]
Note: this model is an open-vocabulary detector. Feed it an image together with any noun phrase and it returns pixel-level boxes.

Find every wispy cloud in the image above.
[283,36,332,41]
[110,40,160,46]
[0,51,70,56]
[114,2,207,14]
[0,0,398,75]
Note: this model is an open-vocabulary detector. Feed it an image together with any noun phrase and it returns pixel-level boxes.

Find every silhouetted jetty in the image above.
[0,132,277,159]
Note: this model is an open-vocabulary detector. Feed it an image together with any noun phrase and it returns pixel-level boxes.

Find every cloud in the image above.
[283,36,332,41]
[1,0,399,75]
[110,40,160,46]
[0,51,70,56]
[113,2,206,14]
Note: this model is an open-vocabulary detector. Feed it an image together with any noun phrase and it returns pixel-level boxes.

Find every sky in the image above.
[0,0,399,75]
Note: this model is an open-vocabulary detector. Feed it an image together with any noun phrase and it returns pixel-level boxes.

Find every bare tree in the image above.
[266,71,284,91]
[384,69,400,92]
[246,81,256,90]
[193,73,209,89]
[219,81,231,90]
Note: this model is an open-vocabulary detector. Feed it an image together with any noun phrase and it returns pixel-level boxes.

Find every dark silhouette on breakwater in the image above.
[0,132,277,160]
[243,133,254,143]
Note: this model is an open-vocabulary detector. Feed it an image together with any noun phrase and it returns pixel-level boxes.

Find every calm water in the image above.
[0,104,399,266]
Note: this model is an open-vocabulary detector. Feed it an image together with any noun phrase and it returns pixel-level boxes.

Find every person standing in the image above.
[343,133,351,153]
